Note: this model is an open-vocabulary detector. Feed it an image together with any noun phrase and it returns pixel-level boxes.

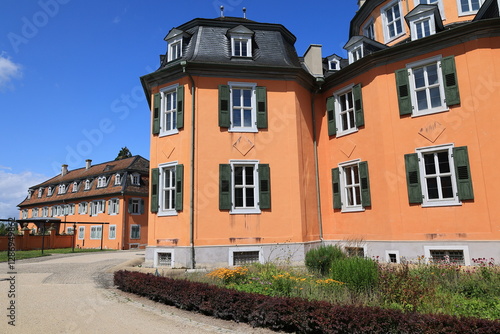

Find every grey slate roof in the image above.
[158,17,302,71]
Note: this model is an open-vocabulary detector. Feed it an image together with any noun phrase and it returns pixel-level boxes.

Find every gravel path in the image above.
[0,251,275,334]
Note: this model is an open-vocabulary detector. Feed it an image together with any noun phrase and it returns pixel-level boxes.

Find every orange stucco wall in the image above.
[149,76,320,249]
[318,36,500,243]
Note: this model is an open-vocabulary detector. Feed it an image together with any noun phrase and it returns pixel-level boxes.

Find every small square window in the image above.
[233,251,260,265]
[130,225,140,239]
[345,247,365,257]
[158,252,172,267]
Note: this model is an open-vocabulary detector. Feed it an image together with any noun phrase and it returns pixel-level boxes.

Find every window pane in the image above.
[243,109,252,127]
[354,186,361,205]
[235,188,243,207]
[234,167,243,185]
[345,167,353,185]
[346,187,354,206]
[427,177,439,199]
[461,0,469,12]
[424,154,436,175]
[429,87,442,108]
[416,90,428,110]
[233,89,241,106]
[353,165,359,183]
[441,176,454,198]
[245,167,254,185]
[471,0,480,10]
[437,152,450,173]
[414,68,425,88]
[246,188,254,206]
[427,64,439,85]
[243,90,252,107]
[233,109,241,127]
[341,113,348,131]
[241,41,247,56]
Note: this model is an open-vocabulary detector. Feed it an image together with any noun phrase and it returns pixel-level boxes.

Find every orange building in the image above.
[17,156,149,250]
[142,0,500,268]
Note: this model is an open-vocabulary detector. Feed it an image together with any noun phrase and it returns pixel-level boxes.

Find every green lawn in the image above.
[0,248,115,262]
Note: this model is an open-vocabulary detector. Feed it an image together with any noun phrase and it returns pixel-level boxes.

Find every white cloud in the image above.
[0,53,22,90]
[0,170,47,219]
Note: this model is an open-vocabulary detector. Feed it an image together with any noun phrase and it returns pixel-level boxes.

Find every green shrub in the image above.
[330,256,378,292]
[305,245,345,276]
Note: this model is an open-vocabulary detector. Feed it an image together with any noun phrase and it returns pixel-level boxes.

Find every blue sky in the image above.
[0,0,358,218]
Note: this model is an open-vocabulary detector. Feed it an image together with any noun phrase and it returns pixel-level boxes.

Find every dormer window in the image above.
[47,187,53,196]
[131,173,140,186]
[344,36,387,64]
[382,1,405,43]
[362,19,375,40]
[115,173,121,186]
[165,28,190,62]
[58,184,67,194]
[97,176,108,188]
[228,25,254,58]
[72,182,78,192]
[405,4,443,41]
[28,190,33,199]
[84,179,91,190]
[38,188,43,198]
[327,55,341,71]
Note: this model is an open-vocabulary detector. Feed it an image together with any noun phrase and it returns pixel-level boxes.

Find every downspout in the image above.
[181,61,196,269]
[312,77,324,242]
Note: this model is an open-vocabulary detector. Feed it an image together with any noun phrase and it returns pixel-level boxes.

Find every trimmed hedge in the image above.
[114,270,500,333]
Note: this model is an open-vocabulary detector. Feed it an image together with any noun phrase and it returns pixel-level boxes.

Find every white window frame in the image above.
[228,82,257,133]
[381,0,405,43]
[72,182,78,192]
[64,204,75,216]
[84,179,91,190]
[109,225,116,240]
[90,200,105,217]
[229,246,264,266]
[66,227,74,235]
[230,160,261,215]
[414,0,445,18]
[131,173,141,186]
[158,162,178,216]
[38,188,43,198]
[32,208,39,218]
[456,0,484,16]
[408,11,437,41]
[78,226,85,240]
[115,173,121,186]
[168,37,182,62]
[153,248,175,267]
[130,198,143,215]
[42,207,49,217]
[424,245,470,265]
[347,42,364,64]
[231,34,252,58]
[58,184,66,194]
[90,225,102,240]
[338,159,365,213]
[78,202,88,215]
[22,209,28,219]
[97,176,108,188]
[328,58,340,71]
[130,224,141,240]
[362,18,375,40]
[416,143,460,207]
[47,187,53,196]
[407,56,447,117]
[385,250,401,263]
[159,84,179,137]
[333,84,358,137]
[108,198,119,215]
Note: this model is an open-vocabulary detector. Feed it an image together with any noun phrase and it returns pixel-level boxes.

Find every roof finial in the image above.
[243,7,247,19]
[220,5,224,18]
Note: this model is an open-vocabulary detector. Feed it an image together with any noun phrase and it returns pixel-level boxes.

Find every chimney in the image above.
[243,7,247,19]
[220,5,224,18]
[85,159,92,170]
[61,164,68,176]
[303,44,324,78]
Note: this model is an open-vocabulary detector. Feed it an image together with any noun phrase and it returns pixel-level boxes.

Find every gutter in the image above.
[181,61,196,269]
[311,77,324,242]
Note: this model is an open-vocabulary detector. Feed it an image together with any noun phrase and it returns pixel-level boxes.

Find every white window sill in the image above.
[228,128,258,133]
[157,210,178,217]
[230,208,261,215]
[159,129,179,137]
[384,32,405,44]
[341,206,365,213]
[336,128,358,138]
[421,201,462,208]
[411,107,449,118]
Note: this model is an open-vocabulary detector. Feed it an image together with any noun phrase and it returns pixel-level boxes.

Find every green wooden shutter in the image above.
[176,86,184,129]
[219,164,231,210]
[140,199,145,214]
[359,161,371,207]
[151,168,159,213]
[453,146,473,200]
[175,164,184,211]
[326,96,336,136]
[258,164,271,209]
[218,85,230,128]
[153,93,161,135]
[441,56,460,106]
[404,153,423,204]
[395,68,412,116]
[353,84,364,127]
[332,168,341,209]
[256,86,268,129]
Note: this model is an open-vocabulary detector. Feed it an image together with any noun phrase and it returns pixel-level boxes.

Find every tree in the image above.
[115,147,132,160]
